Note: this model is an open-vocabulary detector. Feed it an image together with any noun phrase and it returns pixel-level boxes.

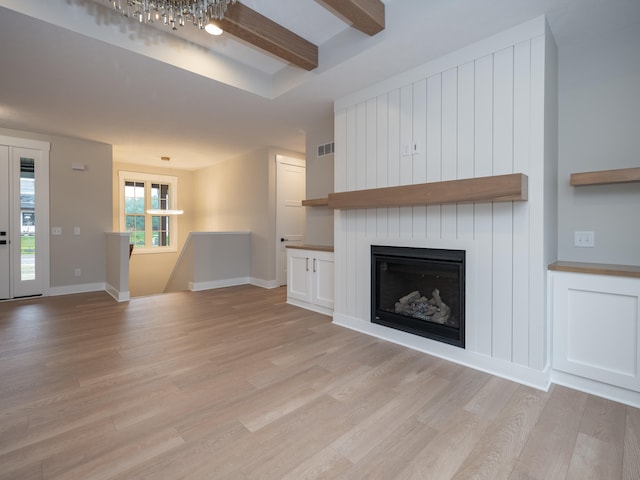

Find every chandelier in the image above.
[106,1,237,34]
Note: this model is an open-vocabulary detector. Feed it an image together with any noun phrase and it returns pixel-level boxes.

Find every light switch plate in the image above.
[574,231,595,247]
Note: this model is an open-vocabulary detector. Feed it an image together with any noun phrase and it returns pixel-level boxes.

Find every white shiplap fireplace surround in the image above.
[332,17,558,391]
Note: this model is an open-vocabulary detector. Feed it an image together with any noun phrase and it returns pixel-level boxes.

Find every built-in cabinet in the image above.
[549,263,640,406]
[286,246,334,316]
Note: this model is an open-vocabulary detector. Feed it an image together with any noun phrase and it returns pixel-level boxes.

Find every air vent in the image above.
[317,142,335,157]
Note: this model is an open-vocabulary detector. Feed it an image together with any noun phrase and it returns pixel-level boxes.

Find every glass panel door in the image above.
[0,146,9,299]
[11,147,47,298]
[0,136,49,300]
[20,157,36,282]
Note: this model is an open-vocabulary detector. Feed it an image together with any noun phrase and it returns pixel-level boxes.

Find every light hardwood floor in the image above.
[0,285,638,479]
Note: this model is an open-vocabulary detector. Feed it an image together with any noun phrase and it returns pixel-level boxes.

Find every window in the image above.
[118,171,179,253]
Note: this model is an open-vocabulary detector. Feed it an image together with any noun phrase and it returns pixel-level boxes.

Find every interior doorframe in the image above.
[0,135,50,299]
[275,155,306,287]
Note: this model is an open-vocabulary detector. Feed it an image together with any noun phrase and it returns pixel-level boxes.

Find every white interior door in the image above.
[276,156,305,286]
[0,137,50,300]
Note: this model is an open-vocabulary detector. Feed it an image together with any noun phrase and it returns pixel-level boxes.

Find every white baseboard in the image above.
[105,283,130,303]
[332,312,551,392]
[190,277,250,292]
[49,282,106,297]
[250,278,280,289]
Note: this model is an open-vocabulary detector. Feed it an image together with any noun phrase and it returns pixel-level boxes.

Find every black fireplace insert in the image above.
[371,245,465,348]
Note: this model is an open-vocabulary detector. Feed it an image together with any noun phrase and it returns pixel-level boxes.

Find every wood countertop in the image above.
[548,261,640,279]
[285,244,334,253]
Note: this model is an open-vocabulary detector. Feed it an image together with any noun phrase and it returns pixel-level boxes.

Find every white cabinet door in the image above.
[312,251,334,310]
[286,248,334,315]
[552,271,640,393]
[287,249,311,303]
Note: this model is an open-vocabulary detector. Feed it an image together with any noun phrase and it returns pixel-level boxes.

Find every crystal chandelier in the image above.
[106,0,237,33]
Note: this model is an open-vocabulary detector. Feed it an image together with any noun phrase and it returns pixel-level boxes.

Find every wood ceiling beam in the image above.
[219,3,318,71]
[319,0,385,36]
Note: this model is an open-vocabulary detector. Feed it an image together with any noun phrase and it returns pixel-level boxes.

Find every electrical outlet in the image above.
[74,227,80,235]
[51,227,62,235]
[574,231,595,247]
[74,268,81,277]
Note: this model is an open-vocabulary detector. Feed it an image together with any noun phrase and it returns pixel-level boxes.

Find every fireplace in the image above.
[371,245,465,348]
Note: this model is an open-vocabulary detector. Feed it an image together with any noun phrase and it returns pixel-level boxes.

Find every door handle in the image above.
[0,240,6,245]
[305,257,309,272]
[313,258,317,272]
[281,238,288,242]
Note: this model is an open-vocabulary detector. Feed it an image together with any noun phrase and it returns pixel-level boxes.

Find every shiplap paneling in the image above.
[400,84,414,239]
[376,93,389,239]
[366,98,378,240]
[457,60,476,351]
[528,34,548,371]
[412,78,427,238]
[426,74,442,240]
[387,89,401,239]
[492,46,515,362]
[512,40,533,367]
[441,67,458,240]
[473,54,494,358]
[333,19,556,388]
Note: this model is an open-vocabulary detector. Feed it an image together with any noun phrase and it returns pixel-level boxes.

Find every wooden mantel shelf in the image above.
[328,173,527,210]
[570,167,640,186]
[301,197,329,207]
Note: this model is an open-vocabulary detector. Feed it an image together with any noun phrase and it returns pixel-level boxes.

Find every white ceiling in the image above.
[0,0,638,170]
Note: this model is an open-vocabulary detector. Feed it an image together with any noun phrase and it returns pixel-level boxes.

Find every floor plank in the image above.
[0,286,638,479]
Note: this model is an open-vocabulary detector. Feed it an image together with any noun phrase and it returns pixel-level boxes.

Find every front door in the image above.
[0,137,50,300]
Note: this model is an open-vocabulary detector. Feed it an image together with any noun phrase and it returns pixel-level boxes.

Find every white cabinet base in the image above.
[287,297,333,316]
[286,248,334,316]
[550,271,640,407]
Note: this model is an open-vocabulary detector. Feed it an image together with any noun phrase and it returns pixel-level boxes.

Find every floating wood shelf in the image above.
[301,197,329,207]
[328,173,528,210]
[570,167,640,186]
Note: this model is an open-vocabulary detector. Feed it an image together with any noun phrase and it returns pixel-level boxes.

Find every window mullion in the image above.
[145,180,153,248]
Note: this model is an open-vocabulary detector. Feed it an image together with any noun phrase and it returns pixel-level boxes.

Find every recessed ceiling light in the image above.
[205,22,224,36]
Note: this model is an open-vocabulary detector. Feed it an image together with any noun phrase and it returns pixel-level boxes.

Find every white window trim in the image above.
[118,170,179,254]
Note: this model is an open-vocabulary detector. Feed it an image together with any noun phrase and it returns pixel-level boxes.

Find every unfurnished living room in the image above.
[1,0,639,478]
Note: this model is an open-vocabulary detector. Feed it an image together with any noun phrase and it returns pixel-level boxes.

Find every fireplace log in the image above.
[394,289,451,325]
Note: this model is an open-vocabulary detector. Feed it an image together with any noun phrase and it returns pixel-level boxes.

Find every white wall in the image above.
[105,232,130,302]
[333,17,557,389]
[0,127,112,294]
[194,147,303,286]
[557,24,640,265]
[304,124,335,246]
